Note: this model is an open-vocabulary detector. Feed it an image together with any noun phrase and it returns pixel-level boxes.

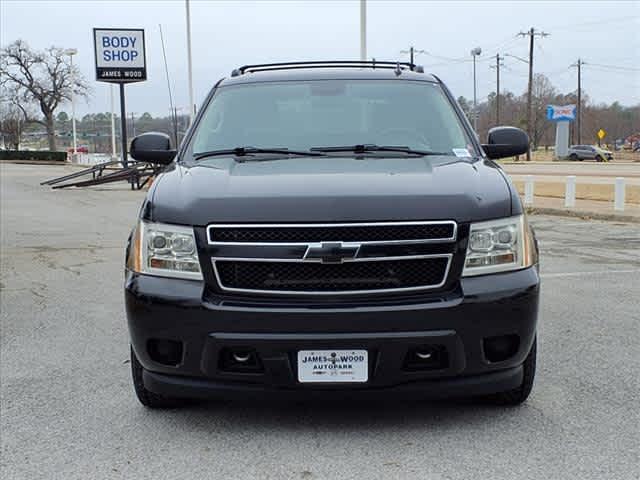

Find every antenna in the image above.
[159,24,178,146]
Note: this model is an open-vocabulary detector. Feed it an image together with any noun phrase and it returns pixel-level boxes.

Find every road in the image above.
[1,164,639,480]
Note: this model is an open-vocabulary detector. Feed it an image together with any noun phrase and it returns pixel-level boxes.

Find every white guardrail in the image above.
[522,175,628,212]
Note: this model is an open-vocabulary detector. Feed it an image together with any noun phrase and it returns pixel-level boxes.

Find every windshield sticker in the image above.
[452,148,472,158]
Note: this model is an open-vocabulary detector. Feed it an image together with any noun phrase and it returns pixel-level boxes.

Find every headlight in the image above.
[462,214,537,277]
[127,221,203,280]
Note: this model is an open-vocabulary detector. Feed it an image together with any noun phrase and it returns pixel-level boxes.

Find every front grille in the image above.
[215,257,450,293]
[209,222,455,243]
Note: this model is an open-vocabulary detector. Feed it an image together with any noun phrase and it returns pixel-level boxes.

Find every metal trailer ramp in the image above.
[41,160,162,190]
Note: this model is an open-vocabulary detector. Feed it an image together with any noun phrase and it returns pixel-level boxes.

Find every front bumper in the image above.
[125,267,539,399]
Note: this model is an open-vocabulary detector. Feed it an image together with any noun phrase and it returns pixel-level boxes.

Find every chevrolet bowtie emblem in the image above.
[303,242,360,264]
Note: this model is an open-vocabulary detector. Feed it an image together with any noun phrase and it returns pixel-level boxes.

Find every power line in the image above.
[583,62,640,72]
[545,15,639,31]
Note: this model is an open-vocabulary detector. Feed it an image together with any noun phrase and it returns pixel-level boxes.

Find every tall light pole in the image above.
[359,0,367,61]
[185,0,195,123]
[110,84,116,158]
[470,47,482,131]
[64,48,78,155]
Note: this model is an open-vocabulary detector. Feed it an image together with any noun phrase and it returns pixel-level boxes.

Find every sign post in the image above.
[546,105,576,160]
[93,28,147,168]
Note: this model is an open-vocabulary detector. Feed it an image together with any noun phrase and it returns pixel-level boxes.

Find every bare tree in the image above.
[0,39,88,151]
[530,73,557,149]
[0,83,38,149]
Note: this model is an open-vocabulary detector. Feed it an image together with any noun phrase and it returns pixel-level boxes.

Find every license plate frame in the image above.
[297,349,368,383]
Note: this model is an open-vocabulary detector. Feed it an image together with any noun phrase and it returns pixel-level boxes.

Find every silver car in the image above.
[568,145,613,162]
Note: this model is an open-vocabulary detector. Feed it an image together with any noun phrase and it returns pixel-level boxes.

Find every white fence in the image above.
[523,176,629,212]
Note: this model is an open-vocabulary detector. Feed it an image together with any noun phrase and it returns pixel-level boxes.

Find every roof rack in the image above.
[230,60,424,77]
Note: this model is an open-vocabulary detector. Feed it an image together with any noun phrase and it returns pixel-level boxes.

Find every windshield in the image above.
[189,80,474,157]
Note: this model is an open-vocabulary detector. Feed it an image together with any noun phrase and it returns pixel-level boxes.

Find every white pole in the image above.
[470,47,481,131]
[524,175,534,206]
[185,0,195,123]
[359,0,366,61]
[472,54,477,130]
[70,55,77,155]
[565,175,576,208]
[110,84,116,158]
[614,177,625,211]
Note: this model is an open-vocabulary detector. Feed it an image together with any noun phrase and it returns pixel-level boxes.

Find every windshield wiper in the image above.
[193,147,325,162]
[310,144,450,156]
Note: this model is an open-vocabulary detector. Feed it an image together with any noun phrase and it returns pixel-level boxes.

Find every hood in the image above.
[146,156,514,225]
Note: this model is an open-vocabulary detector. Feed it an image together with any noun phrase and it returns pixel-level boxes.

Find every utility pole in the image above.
[570,59,583,145]
[400,46,426,66]
[490,54,504,125]
[518,27,548,160]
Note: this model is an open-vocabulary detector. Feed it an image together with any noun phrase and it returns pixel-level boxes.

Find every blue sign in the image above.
[547,104,576,122]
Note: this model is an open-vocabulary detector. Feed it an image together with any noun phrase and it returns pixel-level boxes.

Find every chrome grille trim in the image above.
[211,254,453,295]
[207,220,457,245]
[206,221,457,295]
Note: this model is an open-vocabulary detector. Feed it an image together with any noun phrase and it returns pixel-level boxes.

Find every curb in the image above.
[1,160,68,166]
[525,206,639,223]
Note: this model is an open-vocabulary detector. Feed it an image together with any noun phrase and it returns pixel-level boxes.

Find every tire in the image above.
[130,346,189,408]
[596,155,604,162]
[569,154,578,161]
[479,337,537,406]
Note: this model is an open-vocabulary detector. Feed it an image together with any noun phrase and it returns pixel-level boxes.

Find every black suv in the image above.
[125,61,539,408]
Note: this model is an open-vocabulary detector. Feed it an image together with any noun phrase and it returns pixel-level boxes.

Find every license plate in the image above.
[297,350,368,383]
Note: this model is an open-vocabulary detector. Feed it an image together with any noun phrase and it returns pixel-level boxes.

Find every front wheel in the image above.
[569,153,578,161]
[131,347,189,408]
[479,337,537,406]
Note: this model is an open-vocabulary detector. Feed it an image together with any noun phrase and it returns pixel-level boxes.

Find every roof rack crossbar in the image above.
[231,60,420,76]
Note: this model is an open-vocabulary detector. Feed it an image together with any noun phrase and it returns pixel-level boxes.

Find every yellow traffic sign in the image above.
[597,129,606,140]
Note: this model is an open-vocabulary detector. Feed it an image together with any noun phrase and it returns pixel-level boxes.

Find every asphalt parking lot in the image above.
[1,163,639,480]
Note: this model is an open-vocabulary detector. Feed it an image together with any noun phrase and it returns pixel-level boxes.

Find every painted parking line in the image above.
[540,269,640,279]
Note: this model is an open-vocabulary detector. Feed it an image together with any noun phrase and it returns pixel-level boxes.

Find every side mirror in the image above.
[481,127,529,160]
[130,132,176,165]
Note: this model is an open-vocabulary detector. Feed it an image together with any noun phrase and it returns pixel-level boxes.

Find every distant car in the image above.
[67,146,89,154]
[568,145,612,162]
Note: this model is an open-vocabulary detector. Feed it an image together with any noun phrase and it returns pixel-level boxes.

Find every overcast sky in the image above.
[2,0,639,118]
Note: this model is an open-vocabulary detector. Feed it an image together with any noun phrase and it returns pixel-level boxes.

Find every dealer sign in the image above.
[93,28,146,83]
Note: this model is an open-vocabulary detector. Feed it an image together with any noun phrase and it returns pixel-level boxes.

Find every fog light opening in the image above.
[147,339,183,366]
[483,334,520,363]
